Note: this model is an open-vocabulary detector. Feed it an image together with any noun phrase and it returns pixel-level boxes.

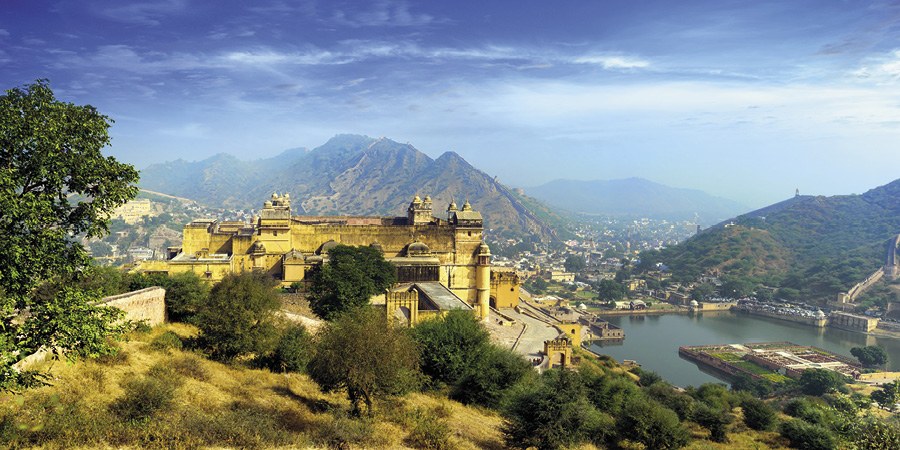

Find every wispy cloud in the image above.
[92,0,188,26]
[572,55,650,69]
[330,0,437,28]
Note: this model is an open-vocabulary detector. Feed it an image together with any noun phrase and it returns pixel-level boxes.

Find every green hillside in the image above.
[648,180,900,303]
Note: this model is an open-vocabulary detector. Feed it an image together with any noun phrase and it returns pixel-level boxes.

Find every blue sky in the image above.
[3,0,900,208]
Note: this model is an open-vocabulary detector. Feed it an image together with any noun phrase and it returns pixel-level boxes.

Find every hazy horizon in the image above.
[4,1,900,209]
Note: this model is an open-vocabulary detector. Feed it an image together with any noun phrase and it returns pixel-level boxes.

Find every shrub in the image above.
[799,368,846,396]
[256,323,315,373]
[502,370,611,450]
[779,418,835,450]
[308,307,420,415]
[412,310,491,386]
[110,375,177,422]
[617,398,691,450]
[741,397,776,431]
[692,401,733,443]
[451,344,533,409]
[170,355,209,381]
[149,331,183,352]
[195,271,281,361]
[405,408,452,450]
[646,383,694,421]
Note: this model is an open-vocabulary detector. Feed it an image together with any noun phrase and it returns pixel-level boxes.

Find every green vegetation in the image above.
[411,310,491,387]
[309,308,420,416]
[645,183,900,302]
[851,345,889,368]
[195,271,281,361]
[0,80,140,390]
[870,379,900,411]
[564,255,586,273]
[799,369,848,396]
[307,244,397,320]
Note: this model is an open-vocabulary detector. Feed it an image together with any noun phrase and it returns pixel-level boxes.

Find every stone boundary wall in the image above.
[98,287,166,326]
[14,287,166,371]
[845,268,884,302]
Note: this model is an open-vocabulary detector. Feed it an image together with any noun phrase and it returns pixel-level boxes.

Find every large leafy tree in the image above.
[307,244,396,320]
[308,307,419,415]
[0,80,139,390]
[851,345,888,368]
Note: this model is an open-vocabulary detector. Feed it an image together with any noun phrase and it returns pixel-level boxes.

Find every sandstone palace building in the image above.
[136,193,520,323]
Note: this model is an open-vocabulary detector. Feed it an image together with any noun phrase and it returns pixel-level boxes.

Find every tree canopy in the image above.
[196,271,281,361]
[564,255,586,273]
[307,244,396,320]
[850,345,888,368]
[308,307,420,415]
[597,279,625,302]
[0,80,139,390]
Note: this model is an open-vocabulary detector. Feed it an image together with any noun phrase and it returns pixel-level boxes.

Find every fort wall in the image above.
[14,287,166,371]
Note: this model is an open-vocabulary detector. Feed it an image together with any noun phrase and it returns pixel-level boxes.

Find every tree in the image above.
[721,276,755,299]
[870,379,900,412]
[502,369,612,450]
[308,307,420,415]
[741,398,777,431]
[89,241,114,257]
[411,310,491,386]
[691,283,715,301]
[451,344,534,409]
[255,323,315,374]
[597,279,625,302]
[564,255,586,273]
[195,271,281,361]
[0,80,139,390]
[692,401,733,442]
[307,244,396,320]
[799,369,846,396]
[851,346,889,368]
[617,398,691,450]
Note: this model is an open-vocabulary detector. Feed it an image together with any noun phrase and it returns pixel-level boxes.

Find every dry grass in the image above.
[0,324,507,450]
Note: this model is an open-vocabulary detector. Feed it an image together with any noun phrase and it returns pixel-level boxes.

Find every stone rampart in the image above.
[14,287,166,371]
[98,287,166,326]
[845,268,884,302]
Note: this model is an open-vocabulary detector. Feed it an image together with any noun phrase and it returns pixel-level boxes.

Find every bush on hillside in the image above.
[502,369,612,450]
[450,344,533,409]
[617,397,691,450]
[195,271,281,361]
[412,310,491,386]
[779,418,835,450]
[255,323,315,373]
[308,307,420,416]
[741,397,777,431]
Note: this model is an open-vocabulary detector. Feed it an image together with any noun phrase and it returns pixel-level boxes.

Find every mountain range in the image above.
[139,135,558,238]
[525,178,748,225]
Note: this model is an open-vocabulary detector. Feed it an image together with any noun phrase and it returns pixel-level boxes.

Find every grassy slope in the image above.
[1,324,505,450]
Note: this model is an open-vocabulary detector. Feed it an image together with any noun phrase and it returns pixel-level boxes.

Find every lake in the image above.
[588,310,900,388]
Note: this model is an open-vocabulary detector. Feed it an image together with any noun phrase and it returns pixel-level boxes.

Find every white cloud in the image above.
[572,55,650,69]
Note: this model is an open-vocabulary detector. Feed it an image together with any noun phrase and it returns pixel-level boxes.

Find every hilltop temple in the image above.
[135,193,519,323]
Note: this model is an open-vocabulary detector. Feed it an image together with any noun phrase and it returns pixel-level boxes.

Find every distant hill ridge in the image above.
[139,134,559,238]
[653,178,900,303]
[524,177,748,225]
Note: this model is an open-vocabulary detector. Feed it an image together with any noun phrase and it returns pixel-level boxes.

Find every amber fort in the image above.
[134,193,520,323]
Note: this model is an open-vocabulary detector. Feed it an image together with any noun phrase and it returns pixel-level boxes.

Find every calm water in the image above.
[588,311,900,388]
